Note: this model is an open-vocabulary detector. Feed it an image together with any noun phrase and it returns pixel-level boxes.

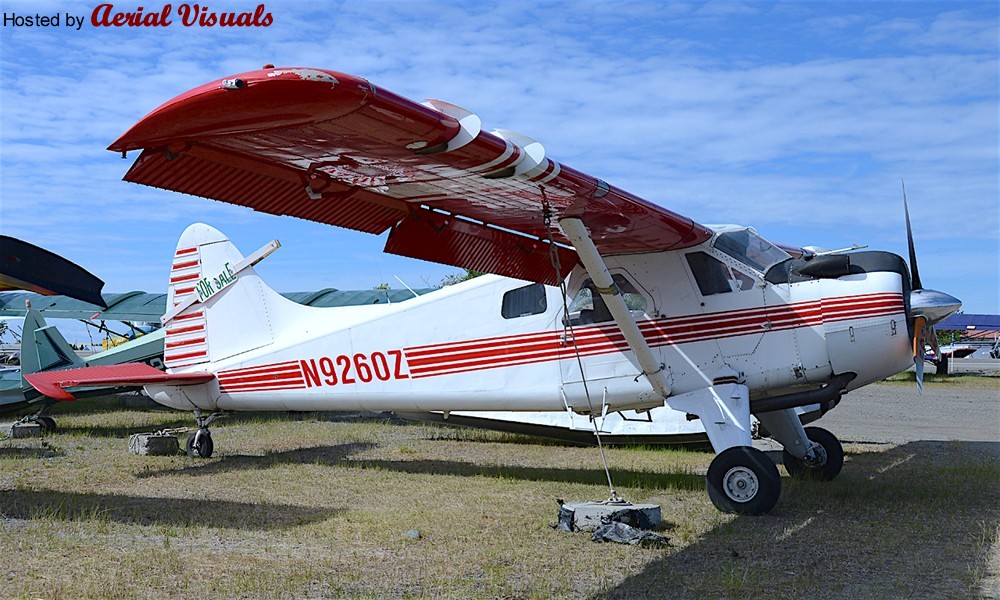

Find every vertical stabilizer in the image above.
[165,224,277,370]
[20,308,85,392]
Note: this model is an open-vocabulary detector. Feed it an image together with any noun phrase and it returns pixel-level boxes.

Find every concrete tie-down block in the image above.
[128,432,180,456]
[556,500,661,532]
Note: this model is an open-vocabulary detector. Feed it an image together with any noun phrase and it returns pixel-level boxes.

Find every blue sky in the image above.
[1,1,997,327]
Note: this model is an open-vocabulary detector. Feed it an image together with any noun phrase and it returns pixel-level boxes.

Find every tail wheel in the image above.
[707,446,781,515]
[185,429,214,458]
[783,426,843,481]
[35,416,58,432]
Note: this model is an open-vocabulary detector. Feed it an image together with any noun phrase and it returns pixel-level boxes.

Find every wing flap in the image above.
[385,209,576,285]
[24,363,214,402]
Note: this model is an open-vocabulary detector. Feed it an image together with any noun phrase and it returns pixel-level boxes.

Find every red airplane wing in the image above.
[110,67,712,285]
[24,363,214,402]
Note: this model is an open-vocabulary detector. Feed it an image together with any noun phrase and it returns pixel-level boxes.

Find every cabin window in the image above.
[686,252,733,296]
[567,274,646,324]
[685,252,756,296]
[714,229,790,272]
[501,283,547,319]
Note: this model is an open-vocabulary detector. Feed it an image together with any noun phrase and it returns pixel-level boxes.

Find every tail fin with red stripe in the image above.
[164,224,281,370]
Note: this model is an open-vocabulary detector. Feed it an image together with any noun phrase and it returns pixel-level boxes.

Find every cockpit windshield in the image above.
[713,229,790,273]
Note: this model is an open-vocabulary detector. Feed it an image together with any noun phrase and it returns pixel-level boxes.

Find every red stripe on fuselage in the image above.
[404,292,905,378]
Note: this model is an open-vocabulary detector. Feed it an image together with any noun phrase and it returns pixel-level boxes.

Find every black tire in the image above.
[185,430,214,458]
[35,416,57,432]
[707,446,781,515]
[783,426,843,481]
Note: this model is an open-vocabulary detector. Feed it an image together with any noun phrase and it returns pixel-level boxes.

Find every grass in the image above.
[1,381,998,599]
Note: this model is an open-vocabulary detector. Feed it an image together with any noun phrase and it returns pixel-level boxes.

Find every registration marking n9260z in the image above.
[300,350,408,387]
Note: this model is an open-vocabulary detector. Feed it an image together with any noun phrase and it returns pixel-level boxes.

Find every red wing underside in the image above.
[24,363,214,402]
[110,68,712,285]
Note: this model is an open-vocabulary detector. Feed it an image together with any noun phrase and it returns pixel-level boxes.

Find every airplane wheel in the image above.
[35,416,57,432]
[783,426,843,481]
[707,446,781,515]
[185,430,214,458]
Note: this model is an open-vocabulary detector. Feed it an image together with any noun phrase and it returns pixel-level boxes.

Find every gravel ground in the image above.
[816,380,1000,445]
[818,379,1000,600]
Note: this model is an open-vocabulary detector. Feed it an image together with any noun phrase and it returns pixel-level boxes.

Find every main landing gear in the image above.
[9,410,59,434]
[782,426,844,481]
[704,420,845,515]
[185,411,224,458]
[707,447,781,515]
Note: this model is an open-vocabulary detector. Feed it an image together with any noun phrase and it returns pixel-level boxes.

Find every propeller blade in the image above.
[903,181,923,290]
[926,324,939,359]
[912,315,927,393]
[914,353,924,393]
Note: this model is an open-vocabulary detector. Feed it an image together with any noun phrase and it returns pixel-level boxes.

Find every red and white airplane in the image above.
[28,67,961,515]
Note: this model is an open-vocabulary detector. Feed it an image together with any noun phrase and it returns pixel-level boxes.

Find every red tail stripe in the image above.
[165,349,208,361]
[165,337,206,349]
[166,324,205,335]
[171,259,200,270]
[170,273,200,284]
[172,311,205,321]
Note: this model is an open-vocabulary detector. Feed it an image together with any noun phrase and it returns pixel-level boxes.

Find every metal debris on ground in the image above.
[591,521,669,548]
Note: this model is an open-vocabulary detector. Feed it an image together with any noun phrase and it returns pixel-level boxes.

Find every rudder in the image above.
[165,224,279,370]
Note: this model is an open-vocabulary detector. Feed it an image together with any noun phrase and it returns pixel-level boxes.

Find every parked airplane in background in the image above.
[1,287,433,428]
[28,67,960,514]
[0,236,107,308]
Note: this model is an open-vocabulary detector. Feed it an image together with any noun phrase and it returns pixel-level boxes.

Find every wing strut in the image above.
[559,218,672,399]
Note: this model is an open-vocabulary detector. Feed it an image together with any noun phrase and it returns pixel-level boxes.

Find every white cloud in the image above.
[0,0,996,314]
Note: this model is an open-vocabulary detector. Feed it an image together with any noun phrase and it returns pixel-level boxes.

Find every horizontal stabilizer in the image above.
[24,363,214,401]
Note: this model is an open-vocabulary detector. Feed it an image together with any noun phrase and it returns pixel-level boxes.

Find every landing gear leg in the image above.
[757,409,844,481]
[667,380,782,515]
[185,411,224,458]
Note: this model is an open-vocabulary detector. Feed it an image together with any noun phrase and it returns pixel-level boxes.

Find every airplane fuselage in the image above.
[148,226,914,418]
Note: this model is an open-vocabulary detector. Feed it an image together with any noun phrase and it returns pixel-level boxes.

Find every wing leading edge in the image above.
[110,67,711,285]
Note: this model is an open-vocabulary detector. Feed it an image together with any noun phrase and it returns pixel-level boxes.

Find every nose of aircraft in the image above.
[909,288,961,325]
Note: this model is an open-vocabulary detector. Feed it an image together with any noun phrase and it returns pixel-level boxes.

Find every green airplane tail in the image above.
[19,307,85,394]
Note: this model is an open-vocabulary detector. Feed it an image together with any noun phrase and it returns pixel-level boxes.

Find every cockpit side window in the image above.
[567,274,646,325]
[501,283,547,319]
[686,252,733,296]
[714,229,790,272]
[686,252,757,296]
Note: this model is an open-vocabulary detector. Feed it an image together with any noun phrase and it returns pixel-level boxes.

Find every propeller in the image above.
[902,182,961,391]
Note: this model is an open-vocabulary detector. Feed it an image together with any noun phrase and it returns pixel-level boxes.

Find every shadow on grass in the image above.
[0,488,339,530]
[56,418,195,439]
[137,441,703,492]
[342,457,706,492]
[136,442,376,479]
[0,446,61,459]
[594,441,1000,600]
[51,410,405,439]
